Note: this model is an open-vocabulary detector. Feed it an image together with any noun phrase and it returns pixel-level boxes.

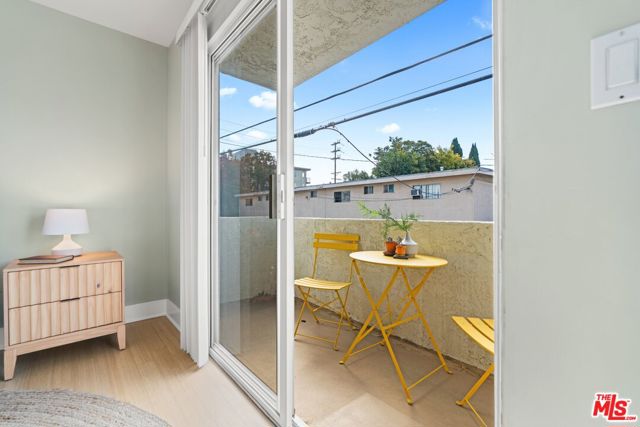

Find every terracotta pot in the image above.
[395,245,407,256]
[384,240,397,256]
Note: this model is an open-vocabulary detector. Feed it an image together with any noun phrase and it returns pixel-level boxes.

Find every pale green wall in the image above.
[501,1,640,425]
[0,0,170,325]
[167,43,181,307]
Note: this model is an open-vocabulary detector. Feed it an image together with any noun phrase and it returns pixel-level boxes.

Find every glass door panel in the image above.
[216,4,278,393]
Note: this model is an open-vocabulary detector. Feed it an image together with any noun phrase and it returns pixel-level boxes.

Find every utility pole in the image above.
[330,140,342,183]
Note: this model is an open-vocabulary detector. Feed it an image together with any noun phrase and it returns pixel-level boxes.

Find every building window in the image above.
[383,184,395,193]
[245,198,253,206]
[310,190,317,198]
[257,195,262,202]
[363,185,374,195]
[411,184,441,200]
[334,191,351,203]
[265,194,269,201]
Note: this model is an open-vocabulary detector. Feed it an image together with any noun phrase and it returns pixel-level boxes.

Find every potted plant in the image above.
[359,203,420,257]
[384,237,397,256]
[393,212,420,258]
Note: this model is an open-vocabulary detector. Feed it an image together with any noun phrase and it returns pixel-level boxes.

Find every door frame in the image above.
[205,0,502,426]
[208,0,295,425]
[493,0,503,424]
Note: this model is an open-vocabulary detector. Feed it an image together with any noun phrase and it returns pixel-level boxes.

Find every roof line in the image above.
[296,167,492,191]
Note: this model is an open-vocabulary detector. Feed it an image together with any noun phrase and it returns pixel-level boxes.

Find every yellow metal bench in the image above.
[452,316,494,427]
[294,233,359,350]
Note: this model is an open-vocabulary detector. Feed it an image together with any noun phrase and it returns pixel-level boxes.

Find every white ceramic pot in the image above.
[401,231,418,258]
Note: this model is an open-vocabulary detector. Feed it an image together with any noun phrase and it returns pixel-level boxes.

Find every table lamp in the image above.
[42,209,90,256]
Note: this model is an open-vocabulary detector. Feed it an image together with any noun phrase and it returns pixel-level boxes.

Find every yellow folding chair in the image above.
[294,233,360,350]
[451,316,495,427]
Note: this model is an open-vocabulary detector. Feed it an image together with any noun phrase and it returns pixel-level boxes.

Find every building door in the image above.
[210,0,295,425]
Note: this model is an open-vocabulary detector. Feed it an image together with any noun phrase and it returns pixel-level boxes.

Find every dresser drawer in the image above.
[78,262,122,297]
[6,262,122,309]
[8,292,123,346]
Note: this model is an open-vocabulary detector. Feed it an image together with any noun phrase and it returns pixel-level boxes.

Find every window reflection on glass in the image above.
[217,6,278,393]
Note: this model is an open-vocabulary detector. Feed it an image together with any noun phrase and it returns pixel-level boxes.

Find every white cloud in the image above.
[246,130,268,140]
[379,123,400,134]
[249,91,277,110]
[220,87,237,97]
[227,134,241,142]
[472,16,491,30]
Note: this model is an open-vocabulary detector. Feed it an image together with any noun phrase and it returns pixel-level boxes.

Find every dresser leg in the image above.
[116,324,126,350]
[4,349,17,380]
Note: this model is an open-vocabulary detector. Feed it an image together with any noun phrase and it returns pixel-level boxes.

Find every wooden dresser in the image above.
[2,251,126,380]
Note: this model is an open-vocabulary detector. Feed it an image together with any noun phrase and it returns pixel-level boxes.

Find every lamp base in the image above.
[51,234,83,256]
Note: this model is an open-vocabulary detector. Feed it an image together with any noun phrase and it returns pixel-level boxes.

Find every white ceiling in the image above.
[29,0,193,47]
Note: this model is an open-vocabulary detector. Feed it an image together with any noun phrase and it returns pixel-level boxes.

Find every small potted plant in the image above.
[359,203,420,257]
[393,212,420,258]
[384,237,397,256]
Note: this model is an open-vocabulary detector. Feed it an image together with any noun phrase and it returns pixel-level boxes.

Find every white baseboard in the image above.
[0,298,180,351]
[125,299,172,324]
[166,299,180,331]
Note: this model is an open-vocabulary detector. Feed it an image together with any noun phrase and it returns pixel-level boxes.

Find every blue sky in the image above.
[219,0,493,185]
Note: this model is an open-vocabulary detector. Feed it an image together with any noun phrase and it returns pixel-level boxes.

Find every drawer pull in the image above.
[97,283,101,288]
[60,297,80,303]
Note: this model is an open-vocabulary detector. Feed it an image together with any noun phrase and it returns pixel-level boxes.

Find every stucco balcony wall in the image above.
[219,217,493,370]
[294,218,493,370]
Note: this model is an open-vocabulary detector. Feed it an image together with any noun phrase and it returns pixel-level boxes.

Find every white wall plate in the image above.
[591,22,640,109]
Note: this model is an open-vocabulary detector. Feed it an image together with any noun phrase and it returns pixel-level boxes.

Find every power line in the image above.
[220,65,492,145]
[220,119,274,136]
[319,127,436,195]
[302,74,493,136]
[220,34,492,140]
[307,194,451,202]
[300,120,484,197]
[297,153,366,162]
[295,65,492,132]
[227,73,493,154]
[219,74,492,196]
[219,66,492,154]
[218,139,368,162]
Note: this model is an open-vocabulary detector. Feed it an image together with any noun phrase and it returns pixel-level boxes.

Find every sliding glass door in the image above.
[210,0,294,425]
[216,2,278,392]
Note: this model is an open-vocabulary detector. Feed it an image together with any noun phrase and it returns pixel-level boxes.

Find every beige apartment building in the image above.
[237,167,493,221]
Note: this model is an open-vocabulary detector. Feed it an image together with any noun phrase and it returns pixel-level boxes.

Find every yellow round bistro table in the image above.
[340,251,450,405]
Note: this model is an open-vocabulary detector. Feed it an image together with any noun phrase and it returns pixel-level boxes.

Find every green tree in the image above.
[240,151,276,193]
[468,143,480,166]
[450,137,463,157]
[371,137,438,177]
[433,147,476,170]
[219,151,240,216]
[343,169,370,181]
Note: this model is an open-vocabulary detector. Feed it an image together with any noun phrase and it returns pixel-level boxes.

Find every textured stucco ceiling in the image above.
[220,0,444,89]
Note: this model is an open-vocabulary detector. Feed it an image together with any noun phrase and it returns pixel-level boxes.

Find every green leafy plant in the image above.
[393,212,420,232]
[359,202,420,238]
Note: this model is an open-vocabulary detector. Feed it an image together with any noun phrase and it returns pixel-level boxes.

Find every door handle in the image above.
[269,174,277,219]
[268,174,285,220]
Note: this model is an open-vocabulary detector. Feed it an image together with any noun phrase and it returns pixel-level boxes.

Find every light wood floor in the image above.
[1,308,494,427]
[0,317,270,427]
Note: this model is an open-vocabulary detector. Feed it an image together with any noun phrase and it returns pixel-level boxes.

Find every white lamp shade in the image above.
[42,209,90,236]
